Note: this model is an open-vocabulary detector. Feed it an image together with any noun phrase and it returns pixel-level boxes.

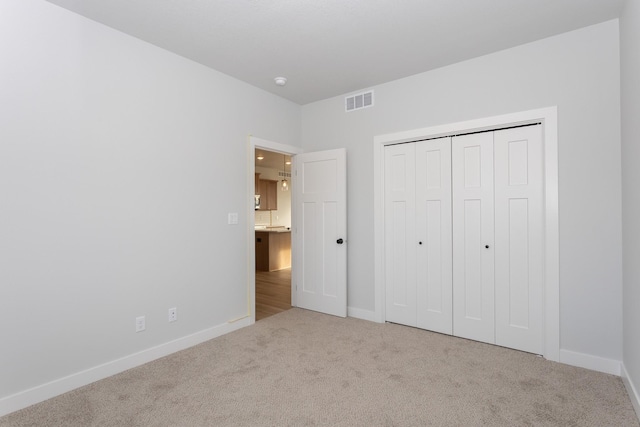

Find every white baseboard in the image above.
[559,349,621,376]
[622,364,640,422]
[347,306,376,322]
[0,317,251,418]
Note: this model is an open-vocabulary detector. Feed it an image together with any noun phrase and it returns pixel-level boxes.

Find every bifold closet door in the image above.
[384,143,417,326]
[452,132,495,344]
[415,138,452,334]
[385,125,544,354]
[494,125,543,354]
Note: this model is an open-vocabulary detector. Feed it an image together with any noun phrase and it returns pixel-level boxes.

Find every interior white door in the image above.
[293,148,347,317]
[452,132,495,344]
[384,143,417,326]
[494,125,543,354]
[415,138,453,334]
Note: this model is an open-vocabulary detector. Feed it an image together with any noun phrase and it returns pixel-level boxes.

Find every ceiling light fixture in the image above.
[274,77,287,86]
[281,154,289,192]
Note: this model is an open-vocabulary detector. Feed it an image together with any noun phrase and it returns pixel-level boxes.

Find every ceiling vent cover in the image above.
[345,90,374,112]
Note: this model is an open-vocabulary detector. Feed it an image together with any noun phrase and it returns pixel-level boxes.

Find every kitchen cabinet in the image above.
[255,173,278,211]
[255,230,291,271]
[260,179,278,211]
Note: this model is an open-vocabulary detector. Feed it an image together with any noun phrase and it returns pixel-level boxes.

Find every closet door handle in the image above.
[485,245,490,249]
[419,242,423,245]
[337,238,344,244]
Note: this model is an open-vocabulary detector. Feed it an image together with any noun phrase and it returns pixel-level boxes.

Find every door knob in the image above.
[419,241,423,245]
[337,238,344,244]
[485,245,490,249]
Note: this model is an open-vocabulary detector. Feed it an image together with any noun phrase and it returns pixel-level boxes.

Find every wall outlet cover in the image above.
[135,316,145,332]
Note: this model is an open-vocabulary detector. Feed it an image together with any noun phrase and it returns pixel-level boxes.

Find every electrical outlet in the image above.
[135,316,145,332]
[168,307,177,322]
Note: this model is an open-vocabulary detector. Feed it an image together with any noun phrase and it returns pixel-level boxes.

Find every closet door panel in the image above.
[452,133,495,344]
[415,138,452,334]
[494,125,543,354]
[384,144,417,326]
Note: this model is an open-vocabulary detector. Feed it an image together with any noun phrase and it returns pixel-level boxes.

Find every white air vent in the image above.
[345,90,374,112]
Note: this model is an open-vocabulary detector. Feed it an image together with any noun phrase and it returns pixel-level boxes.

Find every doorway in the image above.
[247,137,302,324]
[254,148,293,320]
[247,137,348,322]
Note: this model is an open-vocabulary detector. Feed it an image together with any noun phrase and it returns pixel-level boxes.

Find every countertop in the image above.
[255,226,291,233]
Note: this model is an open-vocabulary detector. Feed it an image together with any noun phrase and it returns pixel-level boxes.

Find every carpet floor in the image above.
[1,308,638,426]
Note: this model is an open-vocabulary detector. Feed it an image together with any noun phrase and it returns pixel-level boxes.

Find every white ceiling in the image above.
[255,150,291,171]
[46,0,625,105]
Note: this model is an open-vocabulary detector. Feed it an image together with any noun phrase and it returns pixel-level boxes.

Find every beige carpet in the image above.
[2,308,638,426]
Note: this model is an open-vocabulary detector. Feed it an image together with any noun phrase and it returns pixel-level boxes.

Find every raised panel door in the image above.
[415,138,452,334]
[293,149,347,317]
[384,143,417,327]
[494,125,543,354]
[452,132,495,344]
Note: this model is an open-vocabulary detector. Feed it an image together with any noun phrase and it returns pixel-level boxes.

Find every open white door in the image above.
[293,148,347,317]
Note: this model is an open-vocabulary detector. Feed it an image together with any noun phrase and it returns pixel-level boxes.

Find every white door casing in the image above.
[293,148,347,317]
[494,126,544,354]
[415,138,453,334]
[452,132,496,344]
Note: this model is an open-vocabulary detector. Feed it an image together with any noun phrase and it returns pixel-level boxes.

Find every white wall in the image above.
[301,21,622,361]
[0,0,628,414]
[0,0,300,403]
[621,0,640,414]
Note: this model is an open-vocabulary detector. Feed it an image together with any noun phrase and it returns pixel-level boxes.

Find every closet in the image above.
[384,124,543,354]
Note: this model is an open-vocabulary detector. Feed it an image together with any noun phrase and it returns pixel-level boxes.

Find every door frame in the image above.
[247,136,302,324]
[372,107,559,362]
